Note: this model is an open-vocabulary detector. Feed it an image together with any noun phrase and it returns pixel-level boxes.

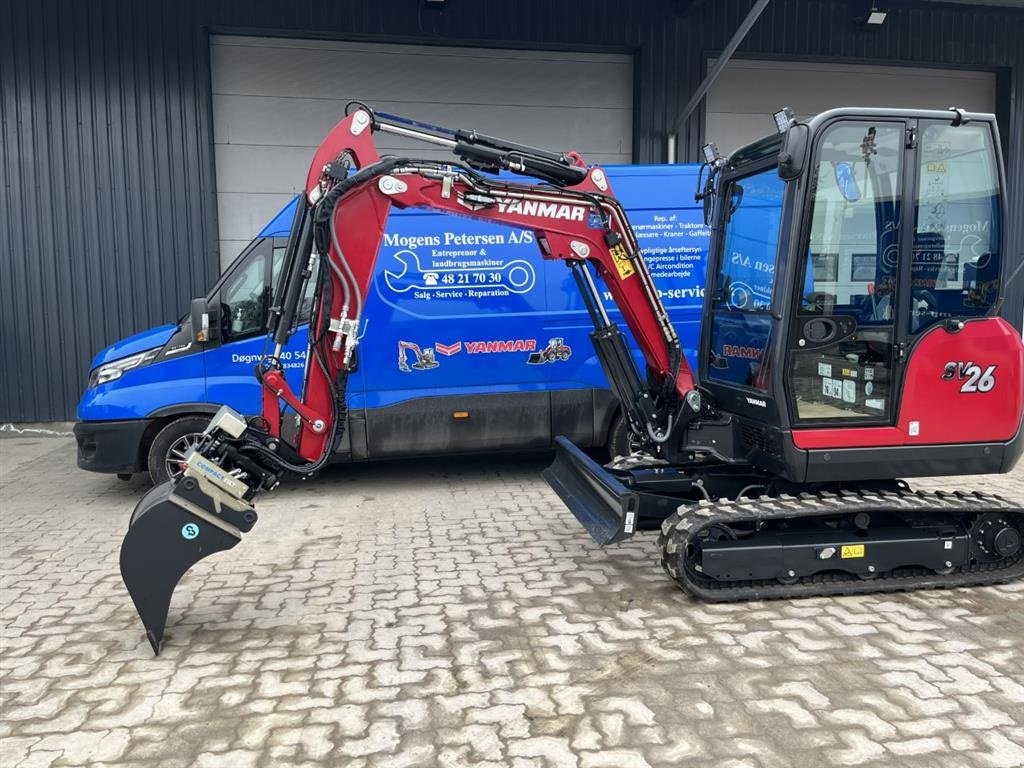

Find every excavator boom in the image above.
[119,105,699,653]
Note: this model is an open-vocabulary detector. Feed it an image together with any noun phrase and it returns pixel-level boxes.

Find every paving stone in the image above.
[2,440,1023,767]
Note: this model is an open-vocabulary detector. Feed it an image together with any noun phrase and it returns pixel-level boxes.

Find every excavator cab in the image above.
[697,108,1020,484]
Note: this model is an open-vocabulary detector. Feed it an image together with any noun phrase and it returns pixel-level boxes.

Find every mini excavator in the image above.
[121,103,1024,654]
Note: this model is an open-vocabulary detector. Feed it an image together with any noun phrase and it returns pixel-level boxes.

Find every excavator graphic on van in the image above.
[397,341,440,372]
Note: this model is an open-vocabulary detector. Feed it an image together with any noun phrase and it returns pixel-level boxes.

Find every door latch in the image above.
[905,127,918,149]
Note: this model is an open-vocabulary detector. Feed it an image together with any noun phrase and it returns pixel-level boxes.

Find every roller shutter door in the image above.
[706,60,996,155]
[211,35,634,264]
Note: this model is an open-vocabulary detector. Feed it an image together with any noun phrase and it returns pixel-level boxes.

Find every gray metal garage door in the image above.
[211,35,634,265]
[706,60,996,155]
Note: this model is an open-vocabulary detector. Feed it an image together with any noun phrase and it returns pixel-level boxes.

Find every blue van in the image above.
[75,165,710,484]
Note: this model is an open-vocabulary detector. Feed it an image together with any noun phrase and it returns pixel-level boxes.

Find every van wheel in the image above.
[607,413,643,460]
[147,416,211,485]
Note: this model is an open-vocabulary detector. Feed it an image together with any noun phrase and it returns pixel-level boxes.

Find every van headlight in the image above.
[88,348,160,388]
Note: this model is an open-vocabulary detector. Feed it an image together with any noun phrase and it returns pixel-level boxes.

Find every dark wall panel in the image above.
[1,0,218,421]
[2,0,1022,420]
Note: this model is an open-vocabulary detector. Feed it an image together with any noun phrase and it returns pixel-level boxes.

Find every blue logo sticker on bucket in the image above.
[181,523,200,540]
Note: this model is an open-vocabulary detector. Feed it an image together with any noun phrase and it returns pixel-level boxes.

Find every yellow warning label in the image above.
[841,544,865,559]
[927,161,947,173]
[609,242,635,280]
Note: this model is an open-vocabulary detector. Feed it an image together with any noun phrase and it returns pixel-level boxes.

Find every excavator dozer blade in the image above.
[543,436,641,545]
[120,480,247,655]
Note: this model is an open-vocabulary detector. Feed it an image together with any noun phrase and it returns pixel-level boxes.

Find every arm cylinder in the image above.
[272,206,314,347]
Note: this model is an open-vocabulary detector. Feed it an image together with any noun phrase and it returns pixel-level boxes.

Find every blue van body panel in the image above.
[259,203,298,238]
[78,347,206,421]
[88,324,178,369]
[357,164,707,410]
[77,164,712,469]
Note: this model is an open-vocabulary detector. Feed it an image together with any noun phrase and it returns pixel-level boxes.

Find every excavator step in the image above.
[659,489,1024,602]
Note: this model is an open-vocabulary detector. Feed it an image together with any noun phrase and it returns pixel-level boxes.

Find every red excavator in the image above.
[121,103,1024,654]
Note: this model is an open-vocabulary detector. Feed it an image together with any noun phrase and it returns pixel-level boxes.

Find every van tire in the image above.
[147,416,212,486]
[607,413,640,460]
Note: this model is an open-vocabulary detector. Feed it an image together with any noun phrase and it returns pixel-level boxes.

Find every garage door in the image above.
[705,60,996,155]
[211,35,634,265]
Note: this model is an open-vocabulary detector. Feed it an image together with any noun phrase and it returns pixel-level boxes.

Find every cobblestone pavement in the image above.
[2,437,1023,768]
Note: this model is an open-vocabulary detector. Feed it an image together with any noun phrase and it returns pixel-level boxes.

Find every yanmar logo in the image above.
[496,199,587,222]
[465,339,537,354]
[745,397,767,408]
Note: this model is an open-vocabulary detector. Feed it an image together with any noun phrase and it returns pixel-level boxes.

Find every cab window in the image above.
[713,168,786,313]
[911,121,1001,333]
[789,121,903,422]
[706,166,785,392]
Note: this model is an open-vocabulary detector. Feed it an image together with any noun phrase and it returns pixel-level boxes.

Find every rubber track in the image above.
[657,488,1024,602]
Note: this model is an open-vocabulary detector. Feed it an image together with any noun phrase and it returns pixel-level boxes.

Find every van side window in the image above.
[222,250,269,339]
[911,121,1001,333]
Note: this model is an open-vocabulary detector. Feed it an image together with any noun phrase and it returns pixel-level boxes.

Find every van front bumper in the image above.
[74,420,150,474]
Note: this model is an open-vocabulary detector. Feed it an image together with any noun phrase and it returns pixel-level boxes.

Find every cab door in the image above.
[703,160,787,421]
[785,119,911,426]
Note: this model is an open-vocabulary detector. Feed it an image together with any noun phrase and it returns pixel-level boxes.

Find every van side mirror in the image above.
[190,293,221,343]
[778,123,810,181]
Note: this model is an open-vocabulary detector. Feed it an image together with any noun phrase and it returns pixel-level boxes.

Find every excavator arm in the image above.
[270,107,696,467]
[120,106,700,653]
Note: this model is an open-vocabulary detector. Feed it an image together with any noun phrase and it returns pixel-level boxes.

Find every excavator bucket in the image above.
[120,476,255,655]
[543,436,641,545]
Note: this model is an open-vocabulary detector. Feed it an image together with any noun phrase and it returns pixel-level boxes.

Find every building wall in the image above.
[2,0,1022,421]
[1,0,219,422]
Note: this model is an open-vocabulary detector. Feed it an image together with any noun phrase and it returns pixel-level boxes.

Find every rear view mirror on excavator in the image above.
[777,121,809,180]
[119,104,1024,655]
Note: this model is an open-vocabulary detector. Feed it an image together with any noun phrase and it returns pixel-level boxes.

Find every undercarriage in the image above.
[545,437,1024,601]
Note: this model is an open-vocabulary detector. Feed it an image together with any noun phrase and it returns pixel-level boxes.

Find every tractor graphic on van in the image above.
[527,337,572,365]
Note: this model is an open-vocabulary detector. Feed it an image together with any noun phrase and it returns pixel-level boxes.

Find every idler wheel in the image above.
[974,514,1022,561]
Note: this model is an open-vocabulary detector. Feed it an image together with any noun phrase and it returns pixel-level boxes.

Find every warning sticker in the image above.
[841,544,865,559]
[823,377,842,399]
[609,242,636,280]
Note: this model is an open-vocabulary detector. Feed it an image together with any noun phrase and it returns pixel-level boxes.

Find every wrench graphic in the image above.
[383,250,536,294]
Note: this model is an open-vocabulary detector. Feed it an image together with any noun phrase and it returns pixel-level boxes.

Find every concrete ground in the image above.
[1,436,1023,768]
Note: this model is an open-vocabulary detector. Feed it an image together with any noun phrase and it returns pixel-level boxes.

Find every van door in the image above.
[358,210,552,457]
[204,237,277,415]
[541,165,708,446]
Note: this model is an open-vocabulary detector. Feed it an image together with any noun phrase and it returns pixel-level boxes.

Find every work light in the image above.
[773,107,795,133]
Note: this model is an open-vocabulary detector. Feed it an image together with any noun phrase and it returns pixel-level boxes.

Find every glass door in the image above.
[787,120,907,424]
[706,166,786,393]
